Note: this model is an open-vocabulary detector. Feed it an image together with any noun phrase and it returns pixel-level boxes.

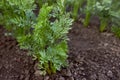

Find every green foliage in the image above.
[36,0,56,8]
[0,0,73,75]
[93,0,112,32]
[110,1,120,28]
[111,1,120,37]
[83,0,96,27]
[65,0,84,20]
[94,0,120,32]
[0,0,36,37]
[111,10,120,37]
[111,26,120,38]
[33,2,73,75]
[19,0,73,75]
[72,0,84,20]
[99,18,108,32]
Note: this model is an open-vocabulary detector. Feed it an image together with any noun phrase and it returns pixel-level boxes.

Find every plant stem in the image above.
[72,0,83,20]
[100,19,108,32]
[83,12,91,27]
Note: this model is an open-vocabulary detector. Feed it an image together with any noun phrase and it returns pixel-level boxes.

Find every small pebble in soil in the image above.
[59,76,65,80]
[104,43,108,47]
[44,76,49,80]
[19,75,24,80]
[90,74,97,80]
[80,67,84,70]
[25,75,30,80]
[74,72,77,75]
[34,70,41,77]
[62,69,72,77]
[82,73,86,76]
[69,77,74,80]
[82,78,87,80]
[107,70,113,78]
[66,69,72,76]
[98,73,108,80]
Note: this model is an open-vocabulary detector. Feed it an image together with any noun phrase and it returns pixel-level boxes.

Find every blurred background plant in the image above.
[0,0,36,37]
[93,0,112,32]
[83,0,96,27]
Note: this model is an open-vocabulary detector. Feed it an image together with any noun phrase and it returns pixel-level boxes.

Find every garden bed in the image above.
[0,20,120,80]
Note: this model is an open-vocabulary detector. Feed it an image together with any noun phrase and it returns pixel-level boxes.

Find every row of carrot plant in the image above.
[0,0,120,75]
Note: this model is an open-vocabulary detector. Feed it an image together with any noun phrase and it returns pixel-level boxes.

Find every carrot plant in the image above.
[83,0,96,27]
[94,0,120,32]
[111,12,120,37]
[110,1,120,37]
[20,0,73,75]
[72,0,84,20]
[36,0,56,8]
[65,0,84,20]
[0,0,36,37]
[1,0,73,75]
[94,0,112,32]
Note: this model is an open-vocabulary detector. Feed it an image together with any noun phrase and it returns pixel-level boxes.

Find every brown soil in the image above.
[0,26,42,80]
[0,19,120,80]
